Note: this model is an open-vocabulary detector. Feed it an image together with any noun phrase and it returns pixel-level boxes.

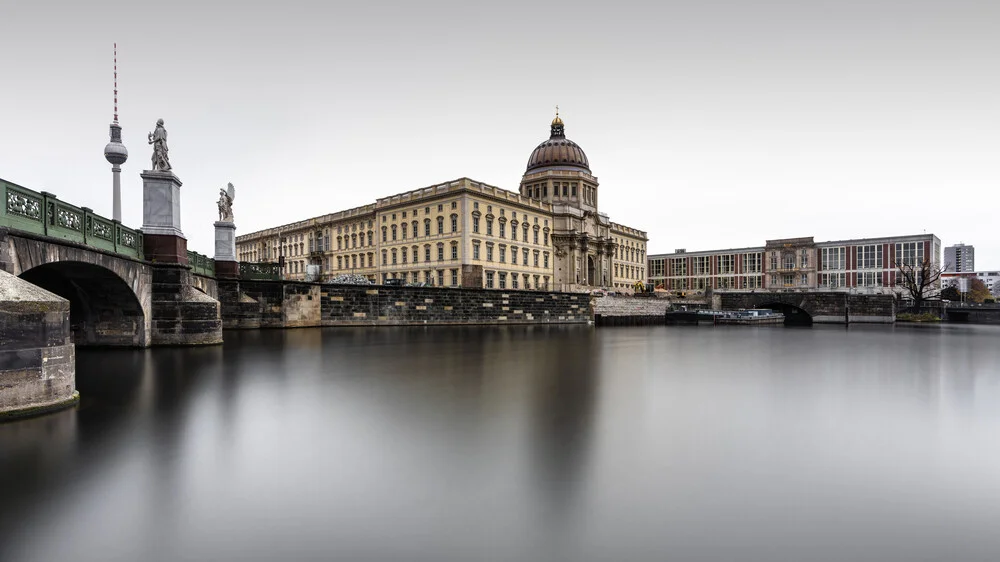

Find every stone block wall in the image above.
[150,265,223,345]
[0,270,78,419]
[220,280,592,328]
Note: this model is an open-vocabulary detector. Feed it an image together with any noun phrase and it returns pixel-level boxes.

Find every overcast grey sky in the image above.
[1,1,997,263]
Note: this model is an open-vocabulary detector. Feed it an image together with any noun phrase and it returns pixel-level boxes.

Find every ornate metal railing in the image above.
[1,177,144,260]
[187,250,216,277]
[240,261,281,280]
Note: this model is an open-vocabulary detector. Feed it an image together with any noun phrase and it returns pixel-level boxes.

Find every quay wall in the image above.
[219,280,593,328]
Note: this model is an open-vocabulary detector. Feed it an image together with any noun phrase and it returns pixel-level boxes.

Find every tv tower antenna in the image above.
[104,42,128,221]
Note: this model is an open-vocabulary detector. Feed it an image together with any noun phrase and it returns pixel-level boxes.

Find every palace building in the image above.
[647,234,941,295]
[235,114,648,293]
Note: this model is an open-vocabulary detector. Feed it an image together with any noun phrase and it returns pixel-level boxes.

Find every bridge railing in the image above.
[187,250,216,277]
[1,177,144,260]
[240,262,281,280]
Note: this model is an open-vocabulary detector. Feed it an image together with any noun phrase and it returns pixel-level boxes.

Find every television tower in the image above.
[103,43,128,222]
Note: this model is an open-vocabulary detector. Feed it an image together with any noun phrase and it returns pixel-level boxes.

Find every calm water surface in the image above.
[3,324,1000,561]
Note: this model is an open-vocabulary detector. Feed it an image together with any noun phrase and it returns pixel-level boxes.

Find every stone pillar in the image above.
[214,221,238,279]
[141,170,187,264]
[0,270,78,420]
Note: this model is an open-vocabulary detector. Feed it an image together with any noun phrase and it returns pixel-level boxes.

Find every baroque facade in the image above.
[236,115,647,293]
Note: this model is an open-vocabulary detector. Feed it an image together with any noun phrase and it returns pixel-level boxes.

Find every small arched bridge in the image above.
[0,180,221,347]
[717,291,896,324]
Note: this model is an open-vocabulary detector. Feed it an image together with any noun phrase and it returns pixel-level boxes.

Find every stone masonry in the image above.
[218,280,593,328]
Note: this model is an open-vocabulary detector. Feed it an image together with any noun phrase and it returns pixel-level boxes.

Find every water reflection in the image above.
[2,324,1000,562]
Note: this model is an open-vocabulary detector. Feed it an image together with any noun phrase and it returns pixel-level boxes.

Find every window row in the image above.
[484,271,551,291]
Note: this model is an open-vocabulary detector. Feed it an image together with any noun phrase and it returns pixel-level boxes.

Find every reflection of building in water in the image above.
[648,233,940,296]
[236,112,647,293]
[529,328,598,516]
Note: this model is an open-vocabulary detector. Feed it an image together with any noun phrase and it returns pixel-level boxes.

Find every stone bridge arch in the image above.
[717,291,896,325]
[3,231,152,346]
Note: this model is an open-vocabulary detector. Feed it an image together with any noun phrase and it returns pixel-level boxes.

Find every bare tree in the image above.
[894,258,946,311]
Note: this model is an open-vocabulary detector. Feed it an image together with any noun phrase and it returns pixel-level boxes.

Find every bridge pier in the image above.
[0,270,78,420]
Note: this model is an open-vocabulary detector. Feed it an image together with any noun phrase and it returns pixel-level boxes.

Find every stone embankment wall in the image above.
[593,296,673,325]
[0,270,77,419]
[150,265,223,345]
[219,280,592,328]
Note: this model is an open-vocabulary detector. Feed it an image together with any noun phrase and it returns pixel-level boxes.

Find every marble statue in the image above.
[218,183,235,222]
[147,119,171,171]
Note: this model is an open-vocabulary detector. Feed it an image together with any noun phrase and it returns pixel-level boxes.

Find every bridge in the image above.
[716,290,897,325]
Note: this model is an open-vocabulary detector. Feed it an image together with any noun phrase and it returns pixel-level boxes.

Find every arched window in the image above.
[412,221,418,238]
[391,225,397,241]
[451,214,458,233]
[391,249,397,265]
[412,245,419,263]
[437,216,444,234]
[381,227,387,243]
[402,247,408,263]
[424,219,431,237]
[381,250,387,266]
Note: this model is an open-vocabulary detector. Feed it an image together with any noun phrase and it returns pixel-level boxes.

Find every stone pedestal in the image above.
[141,170,187,264]
[214,221,238,279]
[0,270,78,420]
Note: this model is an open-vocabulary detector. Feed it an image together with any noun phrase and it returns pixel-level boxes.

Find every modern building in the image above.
[941,271,1000,297]
[944,243,975,272]
[236,113,647,293]
[647,234,941,295]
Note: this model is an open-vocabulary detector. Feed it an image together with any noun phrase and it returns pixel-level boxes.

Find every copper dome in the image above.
[525,117,590,174]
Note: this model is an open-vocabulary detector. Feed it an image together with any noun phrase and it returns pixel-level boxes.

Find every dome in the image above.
[525,115,590,174]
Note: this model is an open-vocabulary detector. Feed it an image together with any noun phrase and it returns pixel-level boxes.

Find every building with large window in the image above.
[647,234,940,295]
[236,114,647,292]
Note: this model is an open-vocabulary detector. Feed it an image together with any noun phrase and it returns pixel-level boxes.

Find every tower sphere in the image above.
[104,137,128,166]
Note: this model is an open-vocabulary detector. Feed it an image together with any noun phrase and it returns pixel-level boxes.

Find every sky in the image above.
[1,1,997,264]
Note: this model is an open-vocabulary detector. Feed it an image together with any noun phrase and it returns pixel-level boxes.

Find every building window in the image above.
[801,273,808,285]
[473,243,480,260]
[523,248,529,265]
[543,252,549,268]
[391,225,397,241]
[800,249,809,268]
[437,216,444,234]
[857,271,882,287]
[451,243,458,260]
[543,232,548,246]
[769,252,778,271]
[412,246,419,264]
[381,227,387,243]
[437,245,444,262]
[487,220,493,236]
[499,272,507,289]
[499,245,506,263]
[473,217,480,233]
[858,244,883,269]
[533,230,539,244]
[437,270,444,286]
[821,247,845,270]
[512,274,519,289]
[353,255,359,269]
[693,256,710,275]
[511,225,517,241]
[425,245,431,262]
[896,242,924,268]
[381,250,387,266]
[486,271,494,289]
[511,246,518,265]
[337,256,342,269]
[487,245,494,262]
[719,254,734,274]
[425,219,431,236]
[533,251,539,267]
[451,215,458,233]
[743,253,761,274]
[451,269,458,286]
[391,249,397,265]
[783,252,795,270]
[499,223,506,238]
[401,248,408,264]
[412,221,418,238]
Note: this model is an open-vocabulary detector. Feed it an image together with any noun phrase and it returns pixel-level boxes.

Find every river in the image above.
[2,324,1000,561]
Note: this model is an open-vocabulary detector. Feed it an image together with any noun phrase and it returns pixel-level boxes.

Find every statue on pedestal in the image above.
[147,118,171,171]
[217,182,235,222]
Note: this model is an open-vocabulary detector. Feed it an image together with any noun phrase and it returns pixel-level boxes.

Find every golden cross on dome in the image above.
[555,104,559,118]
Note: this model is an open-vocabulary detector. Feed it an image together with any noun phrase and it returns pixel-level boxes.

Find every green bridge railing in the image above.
[187,250,216,277]
[240,262,281,280]
[1,177,144,260]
